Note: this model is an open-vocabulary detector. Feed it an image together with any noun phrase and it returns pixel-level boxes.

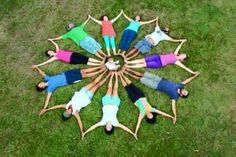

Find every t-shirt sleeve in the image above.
[162,33,171,41]
[61,32,69,39]
[178,83,185,88]
[111,117,119,127]
[79,24,85,29]
[47,84,56,93]
[44,75,50,81]
[151,107,156,113]
[155,26,161,32]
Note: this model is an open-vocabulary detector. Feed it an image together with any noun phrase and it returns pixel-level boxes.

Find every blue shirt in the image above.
[44,69,82,93]
[157,79,184,100]
[126,20,141,32]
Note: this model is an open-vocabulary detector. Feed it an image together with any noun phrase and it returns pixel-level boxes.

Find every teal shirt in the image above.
[125,20,141,32]
[135,99,156,116]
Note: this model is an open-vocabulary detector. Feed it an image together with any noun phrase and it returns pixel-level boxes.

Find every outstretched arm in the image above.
[181,72,200,85]
[39,93,52,115]
[48,36,62,41]
[36,57,58,67]
[175,61,196,74]
[83,16,90,25]
[83,122,101,139]
[135,114,144,135]
[122,11,132,21]
[155,17,159,27]
[169,38,186,43]
[74,113,84,137]
[111,10,123,23]
[39,104,66,115]
[32,65,46,77]
[89,15,102,25]
[152,108,175,123]
[140,17,158,25]
[174,40,186,55]
[118,123,137,140]
[48,39,60,51]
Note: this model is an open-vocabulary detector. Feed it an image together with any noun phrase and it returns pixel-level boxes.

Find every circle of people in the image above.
[32,10,200,140]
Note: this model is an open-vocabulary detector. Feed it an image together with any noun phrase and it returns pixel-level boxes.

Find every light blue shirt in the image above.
[44,74,68,93]
[125,20,141,32]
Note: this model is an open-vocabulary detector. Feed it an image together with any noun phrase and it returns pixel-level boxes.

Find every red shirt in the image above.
[101,21,116,37]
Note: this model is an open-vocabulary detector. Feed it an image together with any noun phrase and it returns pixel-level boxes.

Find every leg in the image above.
[126,51,139,60]
[121,72,132,85]
[118,30,128,52]
[88,58,101,63]
[95,53,104,59]
[110,37,116,55]
[125,63,146,69]
[123,31,137,53]
[106,73,114,95]
[112,73,119,96]
[98,49,107,57]
[123,70,141,80]
[82,66,103,73]
[126,58,145,64]
[118,72,128,87]
[103,36,111,56]
[126,48,138,57]
[89,73,110,93]
[125,68,144,77]
[87,62,102,66]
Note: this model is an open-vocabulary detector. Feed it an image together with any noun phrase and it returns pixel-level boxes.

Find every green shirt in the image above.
[61,24,89,45]
[135,99,156,116]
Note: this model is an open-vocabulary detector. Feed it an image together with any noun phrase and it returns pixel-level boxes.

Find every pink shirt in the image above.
[55,50,72,63]
[101,21,116,37]
[160,53,177,66]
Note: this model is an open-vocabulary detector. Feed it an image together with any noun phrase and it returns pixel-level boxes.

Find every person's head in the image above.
[66,22,75,31]
[177,53,187,61]
[146,111,158,124]
[105,121,114,135]
[61,105,73,121]
[45,50,56,57]
[104,56,113,63]
[101,15,109,21]
[36,81,47,92]
[179,88,189,98]
[162,27,170,35]
[134,15,141,21]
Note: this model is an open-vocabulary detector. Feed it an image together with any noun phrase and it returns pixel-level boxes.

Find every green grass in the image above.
[0,0,235,156]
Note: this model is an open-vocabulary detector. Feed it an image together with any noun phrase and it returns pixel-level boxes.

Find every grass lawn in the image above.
[0,0,235,156]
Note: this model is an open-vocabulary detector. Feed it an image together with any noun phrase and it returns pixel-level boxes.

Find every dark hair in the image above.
[104,56,112,63]
[146,110,158,124]
[104,126,114,135]
[61,112,72,121]
[100,15,107,21]
[45,50,50,57]
[162,27,170,35]
[35,82,46,92]
[180,88,189,99]
[66,22,75,31]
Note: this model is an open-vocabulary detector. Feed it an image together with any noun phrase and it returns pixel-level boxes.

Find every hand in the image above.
[156,16,159,20]
[172,117,176,124]
[81,133,85,140]
[31,65,37,69]
[88,14,91,18]
[194,71,200,76]
[133,133,138,140]
[121,9,124,13]
[38,108,47,116]
[48,39,52,41]
[182,39,187,43]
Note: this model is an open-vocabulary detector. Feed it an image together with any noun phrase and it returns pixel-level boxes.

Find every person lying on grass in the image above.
[34,39,103,67]
[39,71,110,138]
[118,71,175,137]
[123,68,200,122]
[124,17,186,60]
[89,10,123,56]
[125,40,198,75]
[48,16,106,59]
[31,65,106,115]
[117,11,158,54]
[82,72,137,140]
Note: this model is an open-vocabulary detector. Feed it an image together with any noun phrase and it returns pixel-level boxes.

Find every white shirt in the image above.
[100,105,119,126]
[105,61,120,71]
[66,90,91,115]
[145,26,171,46]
